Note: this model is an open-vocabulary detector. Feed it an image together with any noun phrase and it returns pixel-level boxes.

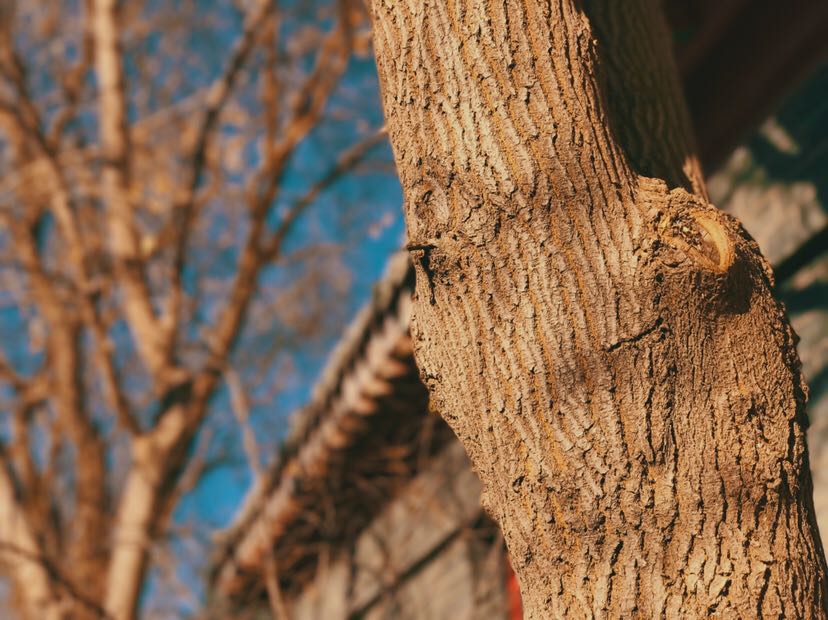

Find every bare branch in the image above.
[166,0,277,346]
[190,9,361,396]
[0,449,66,620]
[0,537,112,620]
[0,116,111,608]
[226,368,262,481]
[93,0,170,381]
[47,0,95,147]
[261,125,387,260]
[0,92,139,435]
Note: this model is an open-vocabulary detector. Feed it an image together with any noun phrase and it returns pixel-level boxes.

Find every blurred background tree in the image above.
[0,0,403,617]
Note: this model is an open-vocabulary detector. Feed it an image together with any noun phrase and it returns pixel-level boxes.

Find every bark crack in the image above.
[604,317,664,352]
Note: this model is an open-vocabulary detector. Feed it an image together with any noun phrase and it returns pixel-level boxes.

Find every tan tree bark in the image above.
[370,0,828,617]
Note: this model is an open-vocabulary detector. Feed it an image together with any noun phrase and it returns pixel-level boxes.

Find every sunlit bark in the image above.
[370,0,828,616]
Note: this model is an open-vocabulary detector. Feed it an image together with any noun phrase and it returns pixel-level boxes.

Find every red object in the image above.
[505,559,523,620]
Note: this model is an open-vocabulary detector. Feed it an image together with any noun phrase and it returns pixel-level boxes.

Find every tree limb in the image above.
[93,0,170,382]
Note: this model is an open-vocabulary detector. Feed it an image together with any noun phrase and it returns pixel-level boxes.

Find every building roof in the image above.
[211,252,457,603]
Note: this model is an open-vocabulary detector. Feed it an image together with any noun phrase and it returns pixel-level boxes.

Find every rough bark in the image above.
[370,0,828,617]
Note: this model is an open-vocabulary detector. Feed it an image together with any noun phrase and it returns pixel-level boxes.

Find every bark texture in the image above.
[370,0,828,617]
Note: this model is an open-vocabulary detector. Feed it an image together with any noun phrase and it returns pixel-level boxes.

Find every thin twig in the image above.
[261,126,387,260]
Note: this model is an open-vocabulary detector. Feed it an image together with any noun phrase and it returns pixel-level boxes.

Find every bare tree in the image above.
[0,0,386,618]
[370,0,828,617]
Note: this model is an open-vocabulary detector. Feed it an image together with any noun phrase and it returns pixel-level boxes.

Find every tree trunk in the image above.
[369,0,828,617]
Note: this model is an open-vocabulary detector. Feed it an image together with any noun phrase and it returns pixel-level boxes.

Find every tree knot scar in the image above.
[659,209,734,273]
[408,162,454,231]
[645,185,736,274]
